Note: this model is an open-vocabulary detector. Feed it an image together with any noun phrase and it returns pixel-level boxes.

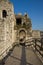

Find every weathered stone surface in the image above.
[0,0,16,60]
[32,30,40,39]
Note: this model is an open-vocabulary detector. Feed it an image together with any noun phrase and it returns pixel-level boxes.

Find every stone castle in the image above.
[0,0,43,60]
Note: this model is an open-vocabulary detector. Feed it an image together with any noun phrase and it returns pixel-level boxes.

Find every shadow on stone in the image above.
[20,46,33,65]
[0,44,18,65]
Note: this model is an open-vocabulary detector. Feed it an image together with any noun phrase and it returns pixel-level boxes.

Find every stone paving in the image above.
[4,45,43,65]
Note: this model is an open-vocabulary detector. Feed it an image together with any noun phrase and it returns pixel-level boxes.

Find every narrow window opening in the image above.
[2,10,7,18]
[16,18,22,25]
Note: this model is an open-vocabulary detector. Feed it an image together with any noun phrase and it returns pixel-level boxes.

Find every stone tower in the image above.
[0,0,16,60]
[14,13,32,44]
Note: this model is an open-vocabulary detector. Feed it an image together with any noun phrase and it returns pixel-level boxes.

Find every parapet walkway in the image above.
[4,45,43,65]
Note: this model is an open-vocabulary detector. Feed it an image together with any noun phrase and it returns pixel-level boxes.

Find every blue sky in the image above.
[10,0,43,31]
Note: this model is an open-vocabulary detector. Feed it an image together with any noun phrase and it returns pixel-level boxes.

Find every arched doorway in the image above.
[19,29,26,45]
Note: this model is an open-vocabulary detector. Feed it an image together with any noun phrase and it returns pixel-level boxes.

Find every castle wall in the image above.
[32,30,40,39]
[0,1,16,60]
[40,31,43,38]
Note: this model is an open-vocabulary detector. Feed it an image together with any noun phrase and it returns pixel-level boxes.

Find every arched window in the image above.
[2,10,7,18]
